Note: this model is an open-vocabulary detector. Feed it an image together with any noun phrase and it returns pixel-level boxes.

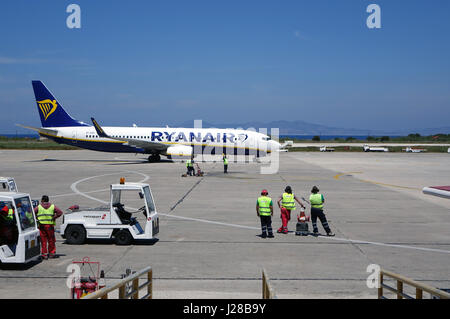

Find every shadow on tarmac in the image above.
[0,258,42,270]
[24,158,175,165]
[61,238,159,246]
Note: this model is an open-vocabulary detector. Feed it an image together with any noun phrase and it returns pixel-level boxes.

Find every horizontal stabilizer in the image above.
[16,124,59,137]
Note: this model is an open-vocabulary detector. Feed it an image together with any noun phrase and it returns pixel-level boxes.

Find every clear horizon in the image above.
[1,0,449,134]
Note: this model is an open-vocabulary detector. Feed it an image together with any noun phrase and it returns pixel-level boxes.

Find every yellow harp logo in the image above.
[37,99,58,120]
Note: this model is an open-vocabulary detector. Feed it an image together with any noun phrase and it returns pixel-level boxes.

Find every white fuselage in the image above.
[41,125,281,157]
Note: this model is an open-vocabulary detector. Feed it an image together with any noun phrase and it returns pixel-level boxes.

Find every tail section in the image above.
[32,80,88,127]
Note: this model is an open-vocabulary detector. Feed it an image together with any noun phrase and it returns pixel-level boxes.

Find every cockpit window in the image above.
[261,136,271,141]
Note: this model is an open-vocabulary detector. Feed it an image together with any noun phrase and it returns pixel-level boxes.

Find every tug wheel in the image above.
[65,225,86,245]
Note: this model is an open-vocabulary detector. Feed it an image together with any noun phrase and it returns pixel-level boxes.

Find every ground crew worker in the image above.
[277,186,305,234]
[309,186,334,237]
[0,203,17,251]
[34,195,63,259]
[0,204,14,222]
[186,159,193,176]
[256,189,274,238]
[223,154,228,174]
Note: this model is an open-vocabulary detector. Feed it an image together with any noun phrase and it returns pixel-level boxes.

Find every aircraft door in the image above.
[72,131,77,144]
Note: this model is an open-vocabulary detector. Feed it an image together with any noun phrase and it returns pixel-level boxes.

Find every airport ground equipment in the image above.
[0,192,40,264]
[0,177,19,192]
[195,163,204,176]
[319,146,335,152]
[61,179,159,245]
[0,177,39,207]
[295,207,310,236]
[363,144,389,152]
[69,257,105,299]
[404,147,426,153]
[281,140,293,148]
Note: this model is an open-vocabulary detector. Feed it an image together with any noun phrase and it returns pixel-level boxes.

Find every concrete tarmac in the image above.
[0,150,449,299]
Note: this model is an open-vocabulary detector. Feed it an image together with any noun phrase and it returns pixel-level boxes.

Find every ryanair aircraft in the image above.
[21,81,281,162]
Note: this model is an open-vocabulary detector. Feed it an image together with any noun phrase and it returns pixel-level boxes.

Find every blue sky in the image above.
[1,0,449,133]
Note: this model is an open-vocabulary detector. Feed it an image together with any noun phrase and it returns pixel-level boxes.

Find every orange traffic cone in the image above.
[297,209,310,222]
[296,208,310,236]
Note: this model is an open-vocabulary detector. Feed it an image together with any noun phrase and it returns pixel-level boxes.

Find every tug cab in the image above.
[0,177,19,193]
[0,192,40,264]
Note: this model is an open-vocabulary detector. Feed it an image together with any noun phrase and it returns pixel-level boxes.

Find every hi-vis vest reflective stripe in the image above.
[310,193,324,209]
[37,204,55,225]
[257,196,272,216]
[281,193,296,210]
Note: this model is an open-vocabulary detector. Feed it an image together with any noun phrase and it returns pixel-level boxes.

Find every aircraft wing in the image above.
[16,124,59,137]
[91,118,168,153]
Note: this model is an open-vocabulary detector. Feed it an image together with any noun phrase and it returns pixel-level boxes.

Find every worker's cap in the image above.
[261,189,268,195]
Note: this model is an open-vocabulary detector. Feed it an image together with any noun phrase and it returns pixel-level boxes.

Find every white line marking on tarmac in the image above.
[52,188,109,198]
[159,213,259,231]
[70,171,149,204]
[69,172,450,255]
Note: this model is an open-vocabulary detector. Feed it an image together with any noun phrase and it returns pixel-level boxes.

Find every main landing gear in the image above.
[148,154,161,162]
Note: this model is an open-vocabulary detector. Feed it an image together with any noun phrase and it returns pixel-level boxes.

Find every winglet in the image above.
[91,117,109,138]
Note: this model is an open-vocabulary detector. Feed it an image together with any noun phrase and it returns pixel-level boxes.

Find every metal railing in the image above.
[378,269,450,299]
[82,266,153,299]
[262,269,277,299]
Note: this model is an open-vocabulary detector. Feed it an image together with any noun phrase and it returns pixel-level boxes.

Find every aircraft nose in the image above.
[269,140,281,151]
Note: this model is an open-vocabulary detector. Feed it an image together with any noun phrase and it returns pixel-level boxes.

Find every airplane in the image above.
[20,81,281,162]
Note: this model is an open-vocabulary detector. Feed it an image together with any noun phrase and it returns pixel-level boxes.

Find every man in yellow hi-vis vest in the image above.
[34,195,63,259]
[309,186,334,237]
[256,189,274,238]
[223,154,228,174]
[186,158,194,176]
[277,186,305,234]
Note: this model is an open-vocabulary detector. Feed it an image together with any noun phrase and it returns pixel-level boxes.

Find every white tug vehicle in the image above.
[61,178,159,245]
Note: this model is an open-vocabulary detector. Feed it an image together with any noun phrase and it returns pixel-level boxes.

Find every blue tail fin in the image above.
[32,80,88,127]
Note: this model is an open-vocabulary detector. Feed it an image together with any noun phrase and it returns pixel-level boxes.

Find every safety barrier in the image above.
[262,269,277,299]
[378,269,450,299]
[82,266,153,299]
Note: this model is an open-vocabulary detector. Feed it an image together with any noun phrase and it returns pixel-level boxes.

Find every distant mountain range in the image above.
[174,120,450,136]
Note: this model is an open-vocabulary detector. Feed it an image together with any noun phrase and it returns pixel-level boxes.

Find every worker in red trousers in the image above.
[277,186,305,234]
[34,195,63,259]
